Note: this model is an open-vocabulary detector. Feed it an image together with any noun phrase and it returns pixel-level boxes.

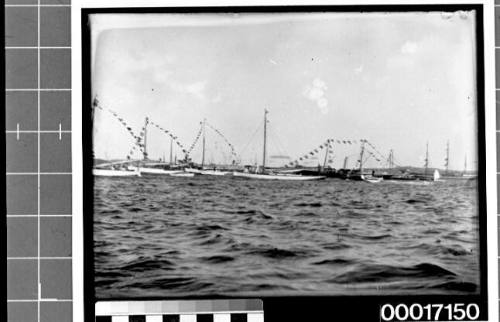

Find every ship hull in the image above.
[128,166,182,175]
[185,168,229,176]
[233,171,325,181]
[93,169,140,177]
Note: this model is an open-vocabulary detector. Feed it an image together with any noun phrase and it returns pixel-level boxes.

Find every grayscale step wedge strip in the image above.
[95,300,264,322]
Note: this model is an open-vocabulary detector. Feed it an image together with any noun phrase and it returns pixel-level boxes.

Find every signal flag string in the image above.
[148,120,188,155]
[92,97,145,157]
[205,122,239,161]
[286,138,367,167]
[186,122,204,156]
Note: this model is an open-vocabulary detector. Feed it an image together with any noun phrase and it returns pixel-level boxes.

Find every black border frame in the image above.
[82,5,487,322]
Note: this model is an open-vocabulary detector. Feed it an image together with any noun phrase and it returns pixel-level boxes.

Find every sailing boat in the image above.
[127,117,186,176]
[185,119,230,176]
[415,142,439,182]
[355,140,383,183]
[233,110,325,181]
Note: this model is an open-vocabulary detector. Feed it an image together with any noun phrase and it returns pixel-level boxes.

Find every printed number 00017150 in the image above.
[380,303,480,321]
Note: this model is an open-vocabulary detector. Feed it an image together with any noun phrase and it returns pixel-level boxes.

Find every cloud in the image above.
[167,80,207,100]
[354,65,363,74]
[401,41,418,54]
[185,81,207,99]
[303,77,329,114]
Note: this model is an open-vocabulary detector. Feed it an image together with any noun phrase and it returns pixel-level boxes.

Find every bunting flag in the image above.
[205,122,239,160]
[125,120,149,160]
[364,140,388,163]
[288,137,387,167]
[92,98,145,156]
[186,123,203,155]
[148,120,188,154]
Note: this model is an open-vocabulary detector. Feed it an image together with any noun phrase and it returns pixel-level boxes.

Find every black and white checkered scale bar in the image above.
[95,300,264,322]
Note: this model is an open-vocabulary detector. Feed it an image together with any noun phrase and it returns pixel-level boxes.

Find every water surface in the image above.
[94,176,480,298]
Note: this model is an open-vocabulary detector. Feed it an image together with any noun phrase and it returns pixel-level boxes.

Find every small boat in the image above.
[361,175,383,183]
[233,171,325,181]
[93,168,141,177]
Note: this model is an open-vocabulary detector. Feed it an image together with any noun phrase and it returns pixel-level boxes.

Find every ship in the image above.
[232,110,325,181]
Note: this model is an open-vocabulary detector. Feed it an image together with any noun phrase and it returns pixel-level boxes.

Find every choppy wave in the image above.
[94,176,479,298]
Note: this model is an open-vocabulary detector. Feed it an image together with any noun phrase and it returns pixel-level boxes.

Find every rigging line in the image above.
[267,125,290,158]
[148,121,188,153]
[267,134,286,158]
[389,156,403,168]
[365,140,387,160]
[239,120,264,156]
[205,122,239,159]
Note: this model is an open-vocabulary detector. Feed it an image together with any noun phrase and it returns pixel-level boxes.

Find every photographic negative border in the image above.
[81,4,488,322]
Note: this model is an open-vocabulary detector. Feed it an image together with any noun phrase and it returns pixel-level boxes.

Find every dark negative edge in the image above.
[82,4,488,322]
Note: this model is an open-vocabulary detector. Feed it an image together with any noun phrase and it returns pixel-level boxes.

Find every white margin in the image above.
[483,1,498,322]
[71,1,497,322]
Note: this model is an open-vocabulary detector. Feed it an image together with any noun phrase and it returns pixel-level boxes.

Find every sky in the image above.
[91,11,478,170]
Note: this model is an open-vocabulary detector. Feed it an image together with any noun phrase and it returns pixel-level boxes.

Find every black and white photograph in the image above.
[89,9,481,299]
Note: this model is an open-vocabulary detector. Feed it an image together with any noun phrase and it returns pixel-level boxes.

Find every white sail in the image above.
[433,169,441,181]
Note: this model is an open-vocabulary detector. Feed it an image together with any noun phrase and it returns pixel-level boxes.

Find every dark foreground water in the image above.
[94,176,480,298]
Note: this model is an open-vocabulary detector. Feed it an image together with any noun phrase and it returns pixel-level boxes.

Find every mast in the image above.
[169,138,173,164]
[201,119,206,168]
[387,149,394,169]
[464,154,467,174]
[343,156,348,169]
[143,117,149,161]
[424,141,429,176]
[322,139,330,171]
[262,109,268,171]
[359,140,365,173]
[444,140,450,175]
